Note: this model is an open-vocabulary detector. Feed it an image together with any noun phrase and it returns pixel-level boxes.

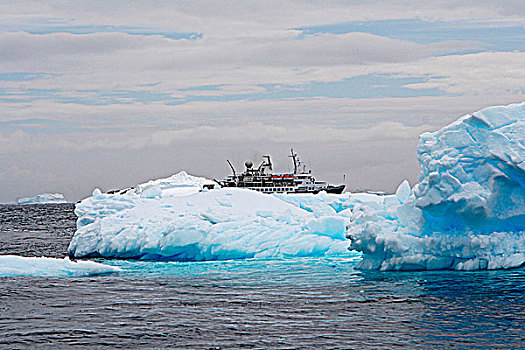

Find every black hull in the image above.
[325,184,346,194]
[313,184,345,194]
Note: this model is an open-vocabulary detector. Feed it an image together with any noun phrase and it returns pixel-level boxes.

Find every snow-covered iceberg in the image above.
[68,184,357,261]
[134,170,217,198]
[347,102,525,271]
[0,255,121,277]
[18,193,67,205]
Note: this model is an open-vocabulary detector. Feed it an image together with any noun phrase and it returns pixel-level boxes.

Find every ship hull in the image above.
[315,184,345,194]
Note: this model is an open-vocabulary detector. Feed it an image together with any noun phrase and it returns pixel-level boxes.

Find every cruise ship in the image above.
[217,150,345,194]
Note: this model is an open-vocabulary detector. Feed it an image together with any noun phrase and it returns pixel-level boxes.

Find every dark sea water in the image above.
[0,204,523,349]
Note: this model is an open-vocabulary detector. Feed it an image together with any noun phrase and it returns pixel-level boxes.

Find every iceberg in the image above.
[18,193,67,205]
[68,185,355,261]
[347,102,525,271]
[135,170,217,198]
[0,255,121,277]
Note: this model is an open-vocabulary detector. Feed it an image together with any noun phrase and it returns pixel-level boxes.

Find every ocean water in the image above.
[0,204,523,349]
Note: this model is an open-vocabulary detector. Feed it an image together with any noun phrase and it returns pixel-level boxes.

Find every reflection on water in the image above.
[0,204,523,349]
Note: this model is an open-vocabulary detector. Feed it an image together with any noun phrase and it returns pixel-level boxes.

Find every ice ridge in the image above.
[347,102,525,270]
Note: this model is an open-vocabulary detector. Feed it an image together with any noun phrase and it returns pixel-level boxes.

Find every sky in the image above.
[1,0,525,202]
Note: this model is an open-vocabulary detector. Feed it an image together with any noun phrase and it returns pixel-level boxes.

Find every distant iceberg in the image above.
[18,193,67,205]
[0,255,121,277]
[68,102,525,270]
[347,102,525,271]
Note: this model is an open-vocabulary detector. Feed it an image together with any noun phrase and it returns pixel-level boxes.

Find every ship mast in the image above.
[289,149,298,174]
[226,159,236,176]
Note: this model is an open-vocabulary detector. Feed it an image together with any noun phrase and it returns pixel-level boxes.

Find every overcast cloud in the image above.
[1,0,525,202]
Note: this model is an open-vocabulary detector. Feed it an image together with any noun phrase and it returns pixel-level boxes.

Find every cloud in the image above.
[499,1,525,16]
[375,51,525,97]
[0,113,433,154]
[0,31,181,62]
[157,32,432,68]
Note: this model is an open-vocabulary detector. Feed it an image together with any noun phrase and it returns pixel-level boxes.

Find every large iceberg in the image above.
[18,193,67,205]
[69,172,376,260]
[0,255,121,277]
[347,102,525,271]
[68,184,356,260]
